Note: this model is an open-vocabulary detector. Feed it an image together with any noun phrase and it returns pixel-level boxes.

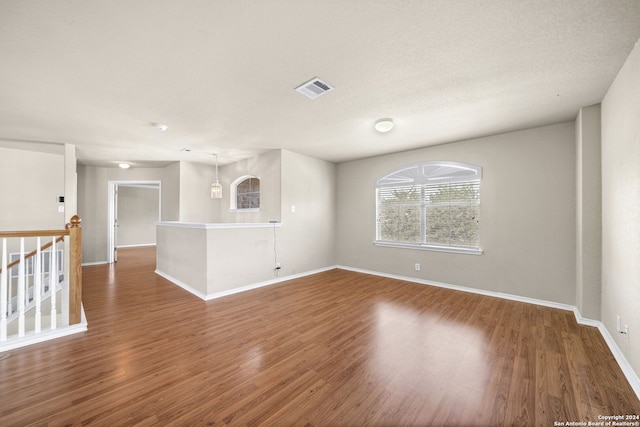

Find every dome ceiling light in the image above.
[374,118,394,133]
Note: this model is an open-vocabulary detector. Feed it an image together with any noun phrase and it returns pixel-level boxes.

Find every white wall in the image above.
[0,145,65,230]
[156,224,207,295]
[336,122,577,304]
[601,38,640,375]
[156,224,283,297]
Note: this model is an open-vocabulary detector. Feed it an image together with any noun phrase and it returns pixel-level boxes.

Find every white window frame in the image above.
[375,161,483,255]
[230,175,260,212]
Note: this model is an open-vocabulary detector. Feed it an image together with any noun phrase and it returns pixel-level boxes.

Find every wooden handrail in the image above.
[0,229,70,238]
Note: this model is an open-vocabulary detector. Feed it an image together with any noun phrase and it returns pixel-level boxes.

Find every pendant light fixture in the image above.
[210,154,222,199]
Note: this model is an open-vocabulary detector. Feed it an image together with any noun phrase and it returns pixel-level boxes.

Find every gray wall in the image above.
[172,151,281,223]
[178,161,218,223]
[336,122,576,304]
[215,150,282,223]
[0,146,65,230]
[279,150,336,275]
[601,39,640,375]
[117,185,160,247]
[77,163,179,263]
[575,104,602,320]
[64,143,78,224]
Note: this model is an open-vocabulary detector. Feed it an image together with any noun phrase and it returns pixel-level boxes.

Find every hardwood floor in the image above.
[1,246,638,426]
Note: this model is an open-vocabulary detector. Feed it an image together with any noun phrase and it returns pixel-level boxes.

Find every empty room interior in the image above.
[1,1,640,425]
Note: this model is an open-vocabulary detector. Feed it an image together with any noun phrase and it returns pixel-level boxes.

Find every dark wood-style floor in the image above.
[1,247,638,426]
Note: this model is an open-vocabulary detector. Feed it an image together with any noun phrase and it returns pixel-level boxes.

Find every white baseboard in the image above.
[153,270,208,300]
[117,243,156,248]
[155,266,337,302]
[202,266,337,301]
[338,264,580,311]
[336,265,640,400]
[82,261,109,266]
[596,323,640,399]
[0,305,88,353]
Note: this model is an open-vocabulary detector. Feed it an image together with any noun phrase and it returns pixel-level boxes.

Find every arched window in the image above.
[375,161,482,254]
[231,176,260,211]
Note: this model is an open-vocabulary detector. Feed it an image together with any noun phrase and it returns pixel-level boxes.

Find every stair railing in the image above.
[0,216,82,342]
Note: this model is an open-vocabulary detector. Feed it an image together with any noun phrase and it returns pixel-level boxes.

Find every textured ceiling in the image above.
[1,1,639,167]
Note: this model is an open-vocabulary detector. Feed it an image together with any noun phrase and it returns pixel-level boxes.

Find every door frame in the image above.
[107,180,162,264]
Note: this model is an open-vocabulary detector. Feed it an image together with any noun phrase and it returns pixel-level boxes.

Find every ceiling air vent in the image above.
[295,77,334,99]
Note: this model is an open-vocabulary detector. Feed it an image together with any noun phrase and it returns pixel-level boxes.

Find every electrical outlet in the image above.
[617,315,629,341]
[415,263,421,271]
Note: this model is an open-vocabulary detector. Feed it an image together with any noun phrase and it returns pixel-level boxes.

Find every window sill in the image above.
[374,241,483,255]
[230,208,260,213]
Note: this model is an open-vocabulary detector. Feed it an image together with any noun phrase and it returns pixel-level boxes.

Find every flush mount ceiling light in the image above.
[210,154,222,199]
[374,118,394,133]
[153,123,168,132]
[118,163,131,169]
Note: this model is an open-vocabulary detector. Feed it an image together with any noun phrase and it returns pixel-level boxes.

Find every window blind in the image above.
[423,180,480,248]
[375,161,482,252]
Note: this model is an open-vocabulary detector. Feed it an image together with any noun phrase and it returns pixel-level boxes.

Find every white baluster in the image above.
[1,239,7,341]
[18,238,25,337]
[35,237,42,333]
[50,237,57,330]
[7,267,12,318]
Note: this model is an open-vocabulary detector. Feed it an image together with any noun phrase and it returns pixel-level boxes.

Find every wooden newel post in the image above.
[67,215,82,325]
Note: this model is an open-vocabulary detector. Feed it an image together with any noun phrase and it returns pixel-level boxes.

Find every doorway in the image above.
[107,181,161,263]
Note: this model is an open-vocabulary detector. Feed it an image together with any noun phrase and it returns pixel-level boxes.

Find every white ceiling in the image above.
[1,1,639,167]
